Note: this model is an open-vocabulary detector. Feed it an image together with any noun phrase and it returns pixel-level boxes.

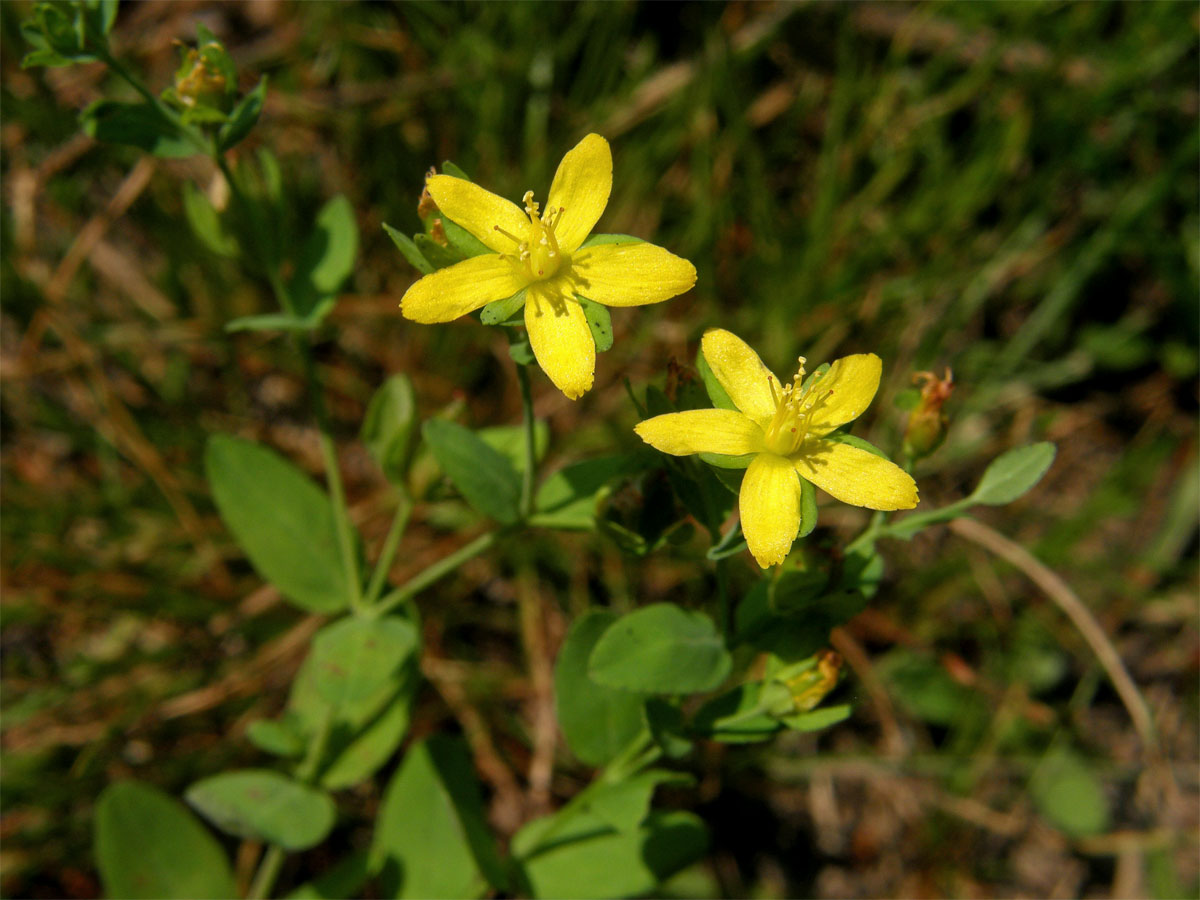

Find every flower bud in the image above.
[161,27,236,123]
[903,368,954,460]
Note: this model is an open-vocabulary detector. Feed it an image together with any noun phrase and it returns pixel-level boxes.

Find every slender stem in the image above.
[363,489,413,607]
[372,531,498,619]
[520,730,660,853]
[246,708,335,899]
[297,338,364,613]
[247,847,285,900]
[715,557,730,634]
[516,363,537,518]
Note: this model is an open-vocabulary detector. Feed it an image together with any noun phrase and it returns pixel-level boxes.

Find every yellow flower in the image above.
[400,134,697,400]
[635,329,918,568]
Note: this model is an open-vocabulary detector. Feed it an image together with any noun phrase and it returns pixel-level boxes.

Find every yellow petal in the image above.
[700,329,778,426]
[426,175,529,254]
[634,409,765,457]
[794,439,918,510]
[547,134,612,253]
[739,453,802,569]
[524,285,595,400]
[804,354,882,437]
[400,255,528,323]
[568,243,697,307]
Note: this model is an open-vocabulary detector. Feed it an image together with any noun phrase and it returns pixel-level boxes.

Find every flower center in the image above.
[762,357,834,456]
[493,190,565,281]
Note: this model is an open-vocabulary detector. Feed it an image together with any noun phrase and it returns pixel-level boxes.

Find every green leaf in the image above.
[691,683,781,743]
[970,442,1057,506]
[823,432,890,459]
[696,347,737,411]
[554,611,646,766]
[286,851,372,900]
[95,781,236,900]
[479,289,527,326]
[579,233,646,248]
[218,76,267,152]
[423,419,521,524]
[185,770,335,851]
[779,703,852,732]
[205,435,355,613]
[309,616,417,707]
[477,422,550,474]
[246,717,305,758]
[588,604,732,695]
[91,0,119,35]
[644,699,693,759]
[798,476,818,538]
[1030,749,1110,837]
[706,520,746,561]
[509,338,535,366]
[285,632,420,790]
[517,811,707,900]
[878,650,984,727]
[361,374,420,483]
[288,194,359,317]
[533,455,644,531]
[441,160,471,180]
[583,770,693,832]
[576,295,613,352]
[224,300,336,333]
[80,101,199,158]
[384,224,433,275]
[371,735,508,898]
[319,686,414,790]
[414,233,462,269]
[182,182,238,258]
[699,451,754,469]
[441,217,490,258]
[21,4,101,67]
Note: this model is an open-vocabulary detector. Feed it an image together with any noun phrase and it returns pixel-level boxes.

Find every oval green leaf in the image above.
[518,810,707,900]
[1030,749,1111,837]
[185,769,335,851]
[361,374,419,483]
[309,616,417,707]
[554,610,647,766]
[205,434,353,614]
[422,419,521,524]
[95,781,236,900]
[370,735,508,898]
[588,604,732,694]
[971,442,1056,506]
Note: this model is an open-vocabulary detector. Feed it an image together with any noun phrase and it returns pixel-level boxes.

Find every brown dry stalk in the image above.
[948,517,1158,756]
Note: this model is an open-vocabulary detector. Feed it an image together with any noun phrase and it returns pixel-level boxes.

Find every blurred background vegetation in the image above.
[2,1,1197,897]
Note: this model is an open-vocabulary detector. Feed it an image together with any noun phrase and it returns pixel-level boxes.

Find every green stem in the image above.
[516,363,537,519]
[519,730,661,854]
[247,708,334,899]
[247,847,285,900]
[297,338,364,614]
[363,488,413,607]
[96,49,211,153]
[372,531,498,619]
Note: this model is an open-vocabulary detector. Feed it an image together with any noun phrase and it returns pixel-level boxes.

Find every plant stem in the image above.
[518,730,661,853]
[246,709,335,900]
[247,847,285,900]
[516,363,537,518]
[372,530,498,618]
[296,337,364,614]
[363,488,413,607]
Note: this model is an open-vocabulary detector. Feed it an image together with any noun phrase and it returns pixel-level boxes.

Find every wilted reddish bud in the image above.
[417,167,439,221]
[903,368,954,460]
[429,218,449,247]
